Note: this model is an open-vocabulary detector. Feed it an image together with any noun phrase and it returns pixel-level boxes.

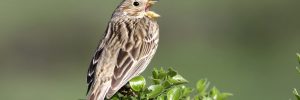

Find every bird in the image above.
[86,0,160,100]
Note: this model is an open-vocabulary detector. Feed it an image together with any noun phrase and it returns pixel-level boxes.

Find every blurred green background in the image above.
[1,0,300,100]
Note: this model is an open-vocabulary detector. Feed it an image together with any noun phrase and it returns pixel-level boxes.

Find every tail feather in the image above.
[87,81,111,100]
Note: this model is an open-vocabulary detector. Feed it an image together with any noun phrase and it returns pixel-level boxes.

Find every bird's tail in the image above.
[87,81,111,100]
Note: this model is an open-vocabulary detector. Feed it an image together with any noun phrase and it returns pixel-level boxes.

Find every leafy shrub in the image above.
[111,68,232,100]
[293,53,300,100]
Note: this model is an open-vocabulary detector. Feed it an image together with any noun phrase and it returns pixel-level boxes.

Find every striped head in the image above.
[113,0,160,19]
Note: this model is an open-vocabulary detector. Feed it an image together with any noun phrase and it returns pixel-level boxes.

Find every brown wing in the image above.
[106,18,159,98]
[87,17,159,99]
[87,20,129,100]
[86,22,114,98]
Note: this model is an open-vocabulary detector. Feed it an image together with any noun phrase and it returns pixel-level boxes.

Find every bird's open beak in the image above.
[146,0,158,11]
[148,0,158,5]
[145,0,160,19]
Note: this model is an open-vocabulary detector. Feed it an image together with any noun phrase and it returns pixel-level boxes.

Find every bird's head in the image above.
[114,0,160,19]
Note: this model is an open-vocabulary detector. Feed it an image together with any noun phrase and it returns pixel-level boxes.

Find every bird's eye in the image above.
[133,2,140,6]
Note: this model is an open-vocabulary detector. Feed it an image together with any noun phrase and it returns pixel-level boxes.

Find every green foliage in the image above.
[129,76,146,92]
[297,53,300,74]
[294,53,300,100]
[111,68,232,100]
[293,89,300,100]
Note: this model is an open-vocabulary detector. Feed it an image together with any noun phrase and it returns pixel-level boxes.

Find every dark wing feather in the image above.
[86,47,103,94]
[86,23,112,95]
[86,47,104,95]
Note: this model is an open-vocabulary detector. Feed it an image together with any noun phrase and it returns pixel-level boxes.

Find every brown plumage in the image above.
[86,0,160,100]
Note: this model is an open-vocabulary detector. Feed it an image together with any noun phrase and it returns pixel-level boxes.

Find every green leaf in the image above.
[158,68,168,79]
[297,54,300,74]
[167,68,178,77]
[209,87,232,100]
[152,68,159,79]
[296,67,300,74]
[194,95,200,100]
[129,76,146,92]
[202,97,213,100]
[147,85,164,98]
[157,95,165,100]
[183,88,193,97]
[162,80,172,88]
[196,79,209,96]
[185,96,191,100]
[129,97,138,100]
[294,88,300,100]
[180,85,193,97]
[219,93,233,99]
[110,96,119,100]
[152,78,162,85]
[167,86,182,100]
[168,74,189,85]
[210,87,220,100]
